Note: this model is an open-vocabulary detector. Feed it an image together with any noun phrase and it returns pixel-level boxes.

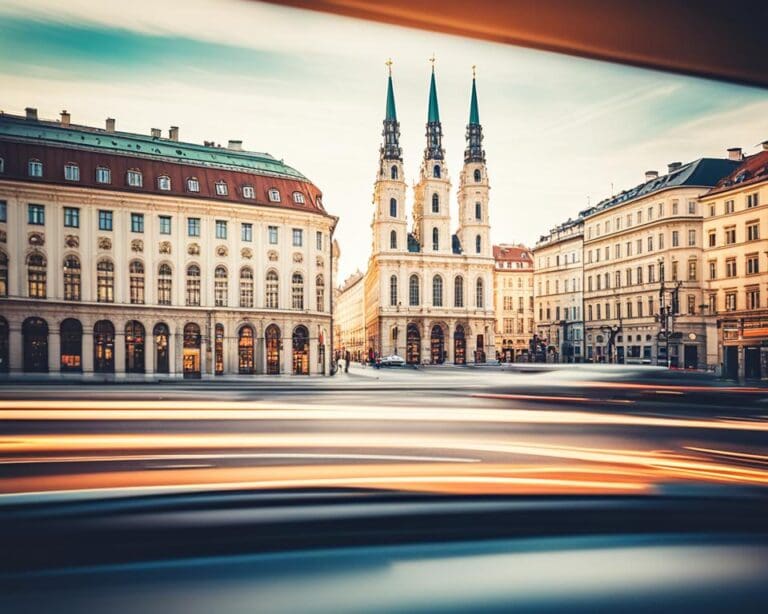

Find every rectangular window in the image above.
[131,213,144,233]
[187,217,200,237]
[708,230,716,247]
[28,204,45,225]
[243,185,255,199]
[636,210,642,224]
[658,232,665,249]
[747,222,760,241]
[671,261,678,281]
[127,170,143,187]
[709,260,716,279]
[725,226,736,244]
[648,264,655,283]
[725,291,737,311]
[636,238,642,254]
[659,202,665,217]
[687,295,696,315]
[215,220,227,239]
[672,200,679,215]
[159,215,171,235]
[688,200,696,214]
[726,258,736,278]
[747,288,760,310]
[725,200,734,214]
[64,163,79,181]
[625,241,632,257]
[0,201,6,222]
[747,254,759,275]
[709,204,715,217]
[647,236,653,251]
[28,160,43,177]
[688,260,697,281]
[292,228,303,247]
[688,229,695,246]
[747,192,759,208]
[316,231,323,250]
[672,231,679,247]
[63,207,79,228]
[95,167,111,184]
[614,244,621,259]
[268,226,278,244]
[241,223,252,242]
[647,206,653,220]
[98,210,113,231]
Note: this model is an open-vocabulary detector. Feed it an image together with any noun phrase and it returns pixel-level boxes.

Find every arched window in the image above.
[433,164,441,178]
[124,320,145,373]
[239,267,254,308]
[454,275,464,308]
[182,323,201,378]
[474,169,481,182]
[432,227,439,251]
[432,275,443,307]
[292,325,310,375]
[186,264,201,306]
[157,263,172,305]
[214,323,224,375]
[390,165,398,180]
[63,255,81,301]
[95,166,111,184]
[390,230,397,250]
[154,323,170,374]
[475,202,482,220]
[126,169,143,187]
[96,259,114,303]
[389,275,398,306]
[28,159,43,177]
[268,188,281,202]
[432,193,439,213]
[265,270,279,309]
[292,272,304,310]
[23,317,48,372]
[390,197,397,217]
[187,177,200,192]
[157,175,171,191]
[27,253,47,298]
[214,266,228,306]
[238,326,255,374]
[475,234,482,254]
[64,162,80,182]
[409,274,420,306]
[129,260,145,304]
[214,181,228,196]
[60,318,82,372]
[293,191,305,204]
[476,277,484,308]
[93,320,115,373]
[316,274,325,312]
[0,251,7,297]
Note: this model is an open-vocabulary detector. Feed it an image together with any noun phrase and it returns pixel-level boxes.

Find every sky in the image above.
[1,0,766,282]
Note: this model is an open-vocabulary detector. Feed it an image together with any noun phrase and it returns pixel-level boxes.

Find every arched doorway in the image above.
[0,317,8,373]
[292,325,309,375]
[239,325,255,374]
[93,320,115,373]
[125,320,145,373]
[23,317,48,372]
[153,323,170,374]
[183,323,201,378]
[214,324,224,375]
[406,324,421,365]
[430,325,445,364]
[265,324,281,375]
[60,318,82,372]
[454,325,466,365]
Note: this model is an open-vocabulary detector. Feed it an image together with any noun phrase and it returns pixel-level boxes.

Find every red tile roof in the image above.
[706,149,768,196]
[493,244,533,263]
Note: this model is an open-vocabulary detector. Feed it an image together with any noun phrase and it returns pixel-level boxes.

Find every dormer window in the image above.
[157,175,171,191]
[187,177,200,193]
[127,169,143,187]
[292,191,305,204]
[215,181,228,196]
[242,185,255,199]
[64,163,80,182]
[95,166,111,184]
[28,159,43,177]
[268,189,281,202]
[433,164,441,178]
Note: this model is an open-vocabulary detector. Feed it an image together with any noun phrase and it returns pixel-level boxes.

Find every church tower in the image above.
[413,59,452,254]
[371,60,408,256]
[457,68,491,258]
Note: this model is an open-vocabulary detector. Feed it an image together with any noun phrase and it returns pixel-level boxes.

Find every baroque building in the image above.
[363,64,495,364]
[0,108,336,377]
[334,270,366,362]
[493,244,534,362]
[533,218,584,362]
[701,144,768,380]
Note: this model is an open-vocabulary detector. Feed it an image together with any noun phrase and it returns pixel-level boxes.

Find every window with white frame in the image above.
[28,159,43,177]
[158,175,171,191]
[64,163,80,181]
[187,177,200,192]
[242,185,255,199]
[293,191,305,204]
[268,189,281,202]
[215,181,228,196]
[127,169,143,187]
[96,166,111,184]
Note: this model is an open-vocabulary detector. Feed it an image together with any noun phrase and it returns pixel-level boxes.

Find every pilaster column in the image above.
[174,329,184,376]
[9,326,22,374]
[48,330,61,374]
[82,330,94,374]
[114,331,126,375]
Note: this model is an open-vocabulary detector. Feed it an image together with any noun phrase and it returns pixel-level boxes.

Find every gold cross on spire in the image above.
[385,57,392,75]
[429,53,436,71]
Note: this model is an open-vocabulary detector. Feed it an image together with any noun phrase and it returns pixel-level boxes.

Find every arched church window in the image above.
[390,198,397,217]
[475,202,482,220]
[433,164,441,178]
[475,234,482,254]
[474,169,481,182]
[390,165,398,180]
[431,193,439,213]
[390,230,397,250]
[432,227,439,251]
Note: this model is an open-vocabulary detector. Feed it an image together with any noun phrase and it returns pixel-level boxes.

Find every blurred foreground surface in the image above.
[1,365,767,612]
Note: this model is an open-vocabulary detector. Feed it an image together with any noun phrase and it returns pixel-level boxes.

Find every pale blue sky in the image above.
[1,0,766,281]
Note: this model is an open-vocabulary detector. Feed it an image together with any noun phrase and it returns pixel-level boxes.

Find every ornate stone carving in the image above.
[316,256,324,267]
[159,241,172,255]
[268,250,279,262]
[28,232,45,246]
[241,247,253,259]
[98,237,112,250]
[292,252,303,264]
[216,245,228,257]
[64,234,79,248]
[187,243,200,255]
[0,230,7,243]
[131,239,144,252]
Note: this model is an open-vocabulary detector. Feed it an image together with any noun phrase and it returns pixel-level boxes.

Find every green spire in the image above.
[385,73,397,121]
[469,76,480,125]
[427,66,440,123]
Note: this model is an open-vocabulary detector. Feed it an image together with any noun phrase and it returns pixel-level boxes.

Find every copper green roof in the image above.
[427,68,440,123]
[469,77,480,125]
[385,74,397,121]
[0,114,307,180]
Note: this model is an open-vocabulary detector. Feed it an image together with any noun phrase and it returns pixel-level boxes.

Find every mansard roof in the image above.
[706,149,768,197]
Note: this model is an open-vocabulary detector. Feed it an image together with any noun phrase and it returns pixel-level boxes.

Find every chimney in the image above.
[25,107,38,121]
[645,170,659,181]
[150,128,161,138]
[60,110,70,127]
[727,147,743,161]
[169,126,179,141]
[227,139,243,151]
[667,161,682,173]
[105,117,115,132]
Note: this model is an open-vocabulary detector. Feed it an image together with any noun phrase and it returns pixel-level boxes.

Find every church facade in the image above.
[363,66,495,364]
